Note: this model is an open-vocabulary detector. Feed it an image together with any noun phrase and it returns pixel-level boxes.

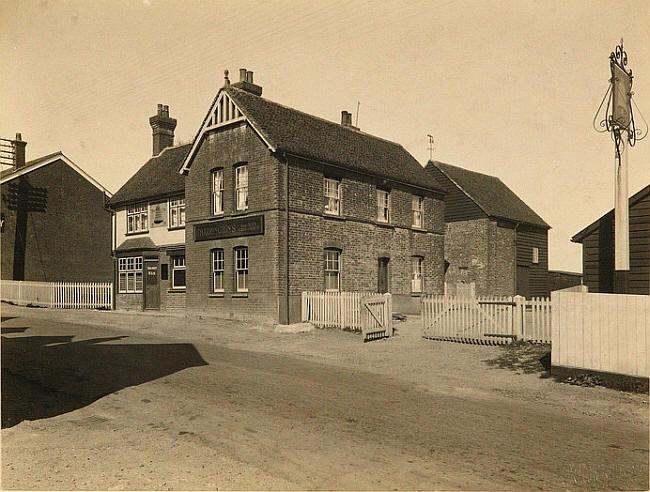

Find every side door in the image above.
[144,258,160,309]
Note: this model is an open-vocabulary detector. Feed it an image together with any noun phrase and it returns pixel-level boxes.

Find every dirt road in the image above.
[2,307,648,490]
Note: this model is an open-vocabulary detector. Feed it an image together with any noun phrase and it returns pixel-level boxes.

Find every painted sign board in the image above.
[194,215,264,241]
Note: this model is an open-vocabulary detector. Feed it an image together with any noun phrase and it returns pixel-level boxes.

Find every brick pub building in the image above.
[179,69,446,324]
[1,135,113,283]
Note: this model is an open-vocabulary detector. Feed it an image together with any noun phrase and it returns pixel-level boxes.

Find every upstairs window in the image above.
[118,256,143,293]
[324,177,341,216]
[412,196,423,228]
[377,189,390,223]
[411,256,423,293]
[212,169,224,215]
[324,249,341,291]
[235,165,248,211]
[169,197,185,228]
[212,249,224,292]
[235,247,248,292]
[127,203,148,233]
[171,255,186,289]
[532,247,539,264]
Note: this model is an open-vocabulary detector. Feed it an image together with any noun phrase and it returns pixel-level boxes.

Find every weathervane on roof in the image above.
[427,134,435,161]
[592,39,648,293]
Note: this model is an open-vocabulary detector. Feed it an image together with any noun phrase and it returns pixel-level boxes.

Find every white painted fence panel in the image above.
[1,280,113,310]
[422,295,553,344]
[551,291,650,378]
[301,291,376,330]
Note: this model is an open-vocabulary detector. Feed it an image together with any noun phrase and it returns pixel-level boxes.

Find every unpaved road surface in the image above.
[2,306,648,490]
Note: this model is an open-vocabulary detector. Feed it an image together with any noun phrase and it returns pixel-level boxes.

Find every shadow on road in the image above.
[483,341,551,376]
[1,332,208,428]
[1,326,28,334]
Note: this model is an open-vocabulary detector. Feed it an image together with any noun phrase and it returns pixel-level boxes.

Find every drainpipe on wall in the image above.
[514,221,520,294]
[284,152,290,324]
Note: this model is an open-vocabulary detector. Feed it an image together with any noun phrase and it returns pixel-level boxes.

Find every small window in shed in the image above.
[532,247,539,264]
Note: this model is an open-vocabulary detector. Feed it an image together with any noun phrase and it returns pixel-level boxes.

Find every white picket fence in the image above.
[301,291,377,330]
[422,295,552,344]
[1,280,113,309]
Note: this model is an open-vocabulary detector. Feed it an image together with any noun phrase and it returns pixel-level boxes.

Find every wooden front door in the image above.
[378,258,389,294]
[145,259,160,309]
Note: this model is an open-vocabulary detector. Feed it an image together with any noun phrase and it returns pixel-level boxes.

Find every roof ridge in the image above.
[226,86,406,149]
[154,142,192,158]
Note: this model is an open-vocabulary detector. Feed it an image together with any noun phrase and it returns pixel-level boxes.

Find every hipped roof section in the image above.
[107,143,190,207]
[179,86,444,194]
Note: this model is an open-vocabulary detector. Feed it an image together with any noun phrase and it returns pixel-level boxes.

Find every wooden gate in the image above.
[422,295,522,344]
[361,293,392,342]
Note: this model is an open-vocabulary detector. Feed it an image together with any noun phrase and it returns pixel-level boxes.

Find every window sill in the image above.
[232,292,249,298]
[208,292,224,298]
[376,222,394,229]
[410,292,423,297]
[125,231,149,236]
[323,213,345,221]
[411,226,426,231]
[167,226,185,231]
[168,288,186,293]
[118,291,143,295]
[231,210,249,216]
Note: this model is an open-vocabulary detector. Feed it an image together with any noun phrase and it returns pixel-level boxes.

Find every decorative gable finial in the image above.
[224,69,230,87]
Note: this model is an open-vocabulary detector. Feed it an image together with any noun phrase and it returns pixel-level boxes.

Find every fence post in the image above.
[513,295,525,340]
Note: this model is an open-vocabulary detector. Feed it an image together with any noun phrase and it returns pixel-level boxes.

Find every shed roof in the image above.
[427,161,550,229]
[571,184,649,243]
[107,144,190,207]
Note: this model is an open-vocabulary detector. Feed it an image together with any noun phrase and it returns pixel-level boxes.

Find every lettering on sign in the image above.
[194,215,264,241]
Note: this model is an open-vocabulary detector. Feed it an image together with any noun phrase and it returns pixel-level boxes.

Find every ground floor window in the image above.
[411,256,423,293]
[324,249,341,291]
[235,247,248,292]
[118,256,143,293]
[212,249,224,292]
[172,255,186,289]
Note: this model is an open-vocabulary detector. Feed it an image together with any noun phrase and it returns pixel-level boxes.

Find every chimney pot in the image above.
[239,68,247,82]
[224,69,230,86]
[246,70,254,84]
[341,111,352,127]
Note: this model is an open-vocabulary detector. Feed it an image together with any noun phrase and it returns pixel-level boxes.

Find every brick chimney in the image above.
[340,111,359,131]
[149,104,177,156]
[13,133,27,169]
[231,67,262,96]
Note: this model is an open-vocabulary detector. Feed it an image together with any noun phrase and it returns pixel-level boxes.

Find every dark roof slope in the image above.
[221,87,442,193]
[1,152,63,179]
[108,144,190,207]
[116,236,158,252]
[428,161,550,228]
[572,184,649,242]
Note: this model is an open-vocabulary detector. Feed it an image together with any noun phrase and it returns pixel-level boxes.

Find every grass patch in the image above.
[483,341,551,375]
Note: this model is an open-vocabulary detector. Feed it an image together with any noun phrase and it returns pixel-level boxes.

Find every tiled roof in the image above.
[207,86,443,193]
[116,236,158,252]
[107,144,190,207]
[429,161,550,228]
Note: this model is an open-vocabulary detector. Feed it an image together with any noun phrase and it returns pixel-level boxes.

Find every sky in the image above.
[1,0,649,273]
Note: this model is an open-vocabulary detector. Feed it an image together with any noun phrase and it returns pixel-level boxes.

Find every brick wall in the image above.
[444,218,515,296]
[184,123,281,322]
[1,159,112,282]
